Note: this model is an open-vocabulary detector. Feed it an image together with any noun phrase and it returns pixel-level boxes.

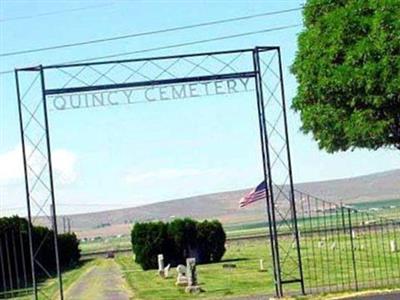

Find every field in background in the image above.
[52,169,400,237]
[351,199,400,220]
[79,199,400,256]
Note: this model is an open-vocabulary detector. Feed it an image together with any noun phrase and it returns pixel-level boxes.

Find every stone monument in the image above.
[185,258,201,293]
[157,254,165,277]
[259,259,265,271]
[390,240,398,253]
[164,264,171,278]
[175,264,188,286]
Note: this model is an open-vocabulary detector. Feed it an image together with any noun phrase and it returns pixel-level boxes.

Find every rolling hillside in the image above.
[57,169,400,238]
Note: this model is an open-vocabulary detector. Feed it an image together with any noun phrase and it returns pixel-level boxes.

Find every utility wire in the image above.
[0,3,113,23]
[0,7,302,57]
[67,24,301,64]
[0,23,300,75]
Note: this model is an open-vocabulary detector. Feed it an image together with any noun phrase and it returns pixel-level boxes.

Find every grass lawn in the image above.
[116,239,276,300]
[10,225,399,299]
[115,229,400,300]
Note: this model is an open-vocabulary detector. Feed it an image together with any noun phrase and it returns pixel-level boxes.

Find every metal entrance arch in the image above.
[14,47,303,299]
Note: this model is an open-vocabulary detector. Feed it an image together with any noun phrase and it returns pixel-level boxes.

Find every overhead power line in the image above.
[0,7,302,57]
[66,24,301,64]
[0,3,113,22]
[0,23,301,75]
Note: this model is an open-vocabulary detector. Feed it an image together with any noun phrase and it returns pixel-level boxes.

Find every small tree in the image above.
[197,220,226,263]
[131,221,168,270]
[168,218,197,261]
[131,218,226,270]
[0,216,80,292]
[291,0,400,152]
[59,233,81,267]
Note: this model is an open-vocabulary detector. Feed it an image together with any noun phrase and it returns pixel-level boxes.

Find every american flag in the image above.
[239,180,267,208]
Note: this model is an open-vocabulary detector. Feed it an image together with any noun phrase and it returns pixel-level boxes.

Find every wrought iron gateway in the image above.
[14,47,304,299]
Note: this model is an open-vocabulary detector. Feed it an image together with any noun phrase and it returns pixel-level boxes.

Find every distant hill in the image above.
[57,169,400,238]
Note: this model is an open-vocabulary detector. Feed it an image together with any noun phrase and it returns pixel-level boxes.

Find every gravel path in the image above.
[65,259,130,300]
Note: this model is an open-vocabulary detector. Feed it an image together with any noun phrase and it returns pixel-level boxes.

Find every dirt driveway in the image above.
[64,259,131,300]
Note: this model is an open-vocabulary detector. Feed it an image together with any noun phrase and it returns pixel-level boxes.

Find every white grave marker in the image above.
[390,240,397,253]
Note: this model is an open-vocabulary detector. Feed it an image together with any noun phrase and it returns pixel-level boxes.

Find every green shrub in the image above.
[197,220,226,263]
[0,216,80,292]
[59,233,81,267]
[131,221,169,270]
[131,218,226,270]
[168,218,197,262]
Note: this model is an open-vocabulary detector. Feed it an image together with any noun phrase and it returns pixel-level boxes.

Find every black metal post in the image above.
[276,47,305,295]
[15,69,38,299]
[253,48,284,297]
[39,66,64,300]
[0,234,7,296]
[18,226,28,289]
[4,232,13,297]
[11,230,20,291]
[252,49,280,297]
[348,210,358,291]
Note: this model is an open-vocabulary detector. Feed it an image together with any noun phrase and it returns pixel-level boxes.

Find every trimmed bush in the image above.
[168,218,197,262]
[197,220,226,263]
[131,218,226,270]
[59,233,81,267]
[131,221,169,270]
[0,216,81,293]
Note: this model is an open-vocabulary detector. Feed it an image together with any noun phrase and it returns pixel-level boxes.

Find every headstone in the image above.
[259,259,265,271]
[352,230,356,239]
[175,264,188,286]
[157,254,165,277]
[330,242,336,250]
[390,240,397,253]
[164,264,171,278]
[185,258,201,293]
[186,258,197,286]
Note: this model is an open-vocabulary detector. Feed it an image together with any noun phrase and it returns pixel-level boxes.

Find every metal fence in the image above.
[0,222,32,299]
[292,190,400,294]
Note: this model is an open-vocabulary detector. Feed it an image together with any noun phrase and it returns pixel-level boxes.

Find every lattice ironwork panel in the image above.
[256,48,304,296]
[16,69,63,300]
[43,50,255,92]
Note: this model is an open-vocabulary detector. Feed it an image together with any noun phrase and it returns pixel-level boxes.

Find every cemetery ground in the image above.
[114,234,400,300]
[12,230,399,299]
[10,201,399,300]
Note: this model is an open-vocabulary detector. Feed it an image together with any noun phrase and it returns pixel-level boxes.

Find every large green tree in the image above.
[291,0,400,152]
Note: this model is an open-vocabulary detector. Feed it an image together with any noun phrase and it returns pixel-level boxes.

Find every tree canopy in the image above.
[131,218,226,270]
[291,0,400,152]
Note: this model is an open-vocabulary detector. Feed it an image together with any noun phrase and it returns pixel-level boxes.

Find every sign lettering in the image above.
[48,78,252,111]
